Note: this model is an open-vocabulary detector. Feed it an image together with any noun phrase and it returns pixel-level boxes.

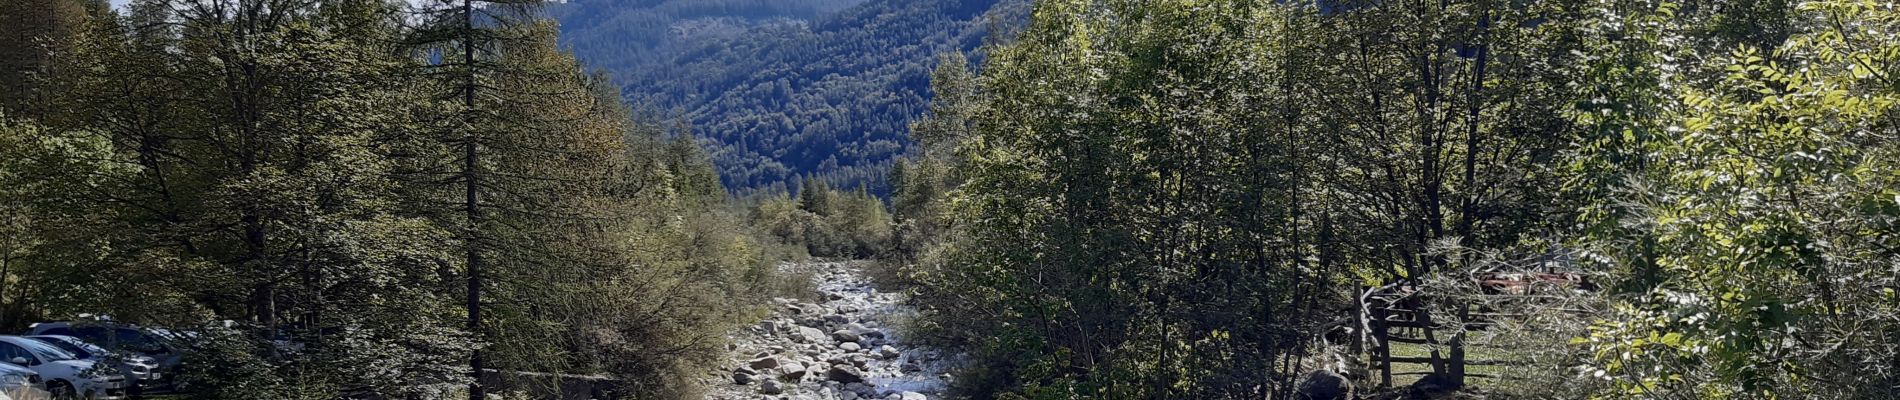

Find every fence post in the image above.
[1373,304,1391,389]
[1450,302,1468,388]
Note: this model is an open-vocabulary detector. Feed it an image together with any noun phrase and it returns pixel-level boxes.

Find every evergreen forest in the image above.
[0,0,1896,399]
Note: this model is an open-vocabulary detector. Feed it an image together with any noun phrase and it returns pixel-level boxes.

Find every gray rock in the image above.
[897,391,927,400]
[839,342,861,352]
[824,355,851,369]
[797,327,829,344]
[826,365,865,384]
[749,357,781,370]
[781,362,809,381]
[832,329,861,343]
[760,379,783,395]
[900,362,922,373]
[877,345,900,359]
[733,371,755,385]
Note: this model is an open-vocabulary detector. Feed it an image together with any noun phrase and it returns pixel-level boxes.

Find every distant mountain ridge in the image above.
[552,0,1026,197]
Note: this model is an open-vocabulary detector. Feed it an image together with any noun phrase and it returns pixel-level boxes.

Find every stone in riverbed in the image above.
[877,345,900,359]
[748,356,780,370]
[797,327,830,344]
[781,362,809,381]
[826,354,854,365]
[826,365,865,384]
[759,379,783,395]
[832,329,861,343]
[732,370,754,385]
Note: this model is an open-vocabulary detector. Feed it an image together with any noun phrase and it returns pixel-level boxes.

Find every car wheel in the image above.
[47,380,75,400]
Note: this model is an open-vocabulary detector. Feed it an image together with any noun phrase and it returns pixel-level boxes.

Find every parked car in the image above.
[23,322,181,390]
[0,336,125,399]
[0,362,51,399]
[26,336,157,393]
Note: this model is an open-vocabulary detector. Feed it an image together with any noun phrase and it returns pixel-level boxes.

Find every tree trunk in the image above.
[462,0,485,397]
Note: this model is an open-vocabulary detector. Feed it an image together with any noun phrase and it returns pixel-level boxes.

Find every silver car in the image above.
[0,336,126,399]
[27,336,158,393]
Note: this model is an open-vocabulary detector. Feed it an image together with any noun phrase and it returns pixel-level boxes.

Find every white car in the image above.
[25,337,156,393]
[0,337,124,399]
[0,362,49,399]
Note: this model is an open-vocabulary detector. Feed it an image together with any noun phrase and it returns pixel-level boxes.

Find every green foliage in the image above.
[908,1,1349,396]
[751,179,893,259]
[0,0,781,398]
[892,0,1900,398]
[0,0,103,115]
[887,52,976,267]
[1574,1,1900,397]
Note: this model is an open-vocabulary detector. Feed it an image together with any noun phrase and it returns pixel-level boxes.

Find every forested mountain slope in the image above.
[548,0,866,72]
[553,0,1027,196]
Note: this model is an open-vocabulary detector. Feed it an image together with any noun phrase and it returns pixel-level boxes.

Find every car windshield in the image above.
[10,339,75,362]
[28,338,90,359]
[75,327,167,354]
[115,329,168,353]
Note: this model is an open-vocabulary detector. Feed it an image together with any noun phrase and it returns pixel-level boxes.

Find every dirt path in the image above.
[708,261,954,400]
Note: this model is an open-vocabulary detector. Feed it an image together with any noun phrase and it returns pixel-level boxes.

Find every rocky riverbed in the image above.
[707,261,955,400]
